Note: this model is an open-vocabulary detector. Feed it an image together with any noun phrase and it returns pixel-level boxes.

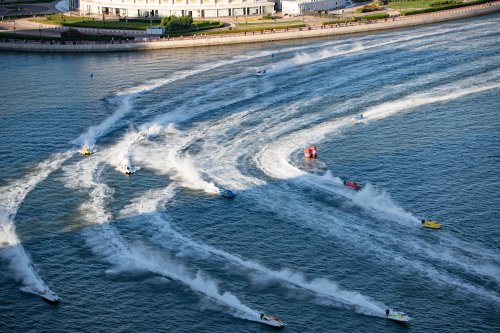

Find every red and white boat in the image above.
[343,180,361,191]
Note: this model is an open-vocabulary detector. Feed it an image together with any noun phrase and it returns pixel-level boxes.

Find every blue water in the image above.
[1,14,499,332]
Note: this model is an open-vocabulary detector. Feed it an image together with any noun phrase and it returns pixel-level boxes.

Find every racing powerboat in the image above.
[219,188,236,198]
[80,145,92,155]
[343,180,361,191]
[124,165,133,175]
[421,219,441,229]
[385,309,411,322]
[119,164,134,175]
[352,114,365,123]
[259,314,285,328]
[36,289,62,304]
[137,131,148,141]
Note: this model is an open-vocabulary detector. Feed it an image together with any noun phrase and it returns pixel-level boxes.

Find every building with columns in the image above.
[78,0,276,18]
[281,0,346,15]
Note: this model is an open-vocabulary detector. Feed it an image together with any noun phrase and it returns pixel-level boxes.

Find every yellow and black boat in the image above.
[80,145,92,155]
[421,219,441,229]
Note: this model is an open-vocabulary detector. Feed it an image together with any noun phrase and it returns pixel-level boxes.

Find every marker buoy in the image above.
[304,148,312,158]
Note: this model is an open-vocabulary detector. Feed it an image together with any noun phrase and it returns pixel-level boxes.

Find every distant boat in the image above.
[137,131,148,141]
[219,188,236,198]
[256,69,267,76]
[385,309,412,323]
[259,313,285,328]
[121,164,134,175]
[421,219,441,229]
[352,114,364,123]
[80,145,92,155]
[36,289,61,304]
[343,180,361,191]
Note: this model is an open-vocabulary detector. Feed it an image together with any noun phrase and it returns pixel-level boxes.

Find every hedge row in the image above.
[202,24,306,35]
[119,18,162,23]
[359,13,391,20]
[402,0,491,15]
[322,13,390,25]
[429,0,462,7]
[322,17,357,25]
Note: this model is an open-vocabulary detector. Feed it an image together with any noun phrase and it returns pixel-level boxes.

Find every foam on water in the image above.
[2,16,499,331]
[65,157,264,323]
[133,142,219,194]
[0,152,72,297]
[120,187,388,317]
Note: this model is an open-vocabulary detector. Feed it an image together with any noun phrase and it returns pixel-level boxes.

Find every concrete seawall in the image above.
[1,3,499,52]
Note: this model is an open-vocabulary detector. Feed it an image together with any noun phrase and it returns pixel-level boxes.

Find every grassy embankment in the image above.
[386,0,437,9]
[31,14,222,32]
[30,14,305,36]
[323,0,492,24]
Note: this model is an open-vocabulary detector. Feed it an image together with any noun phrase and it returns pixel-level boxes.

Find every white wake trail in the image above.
[121,186,387,318]
[255,78,500,219]
[64,160,264,323]
[134,144,219,194]
[0,152,73,297]
[152,215,387,317]
[74,95,134,148]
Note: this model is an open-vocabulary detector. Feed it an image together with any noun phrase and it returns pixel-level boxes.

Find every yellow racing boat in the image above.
[385,309,411,322]
[421,220,441,229]
[80,145,92,155]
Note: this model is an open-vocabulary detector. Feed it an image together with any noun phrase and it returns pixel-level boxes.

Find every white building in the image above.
[79,0,275,18]
[281,0,346,16]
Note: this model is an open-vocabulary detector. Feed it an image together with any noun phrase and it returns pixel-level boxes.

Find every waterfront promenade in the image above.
[0,2,499,52]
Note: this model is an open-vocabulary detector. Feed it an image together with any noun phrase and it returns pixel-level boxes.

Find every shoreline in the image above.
[0,2,499,52]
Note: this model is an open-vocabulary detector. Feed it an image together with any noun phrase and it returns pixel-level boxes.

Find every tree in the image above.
[160,15,193,31]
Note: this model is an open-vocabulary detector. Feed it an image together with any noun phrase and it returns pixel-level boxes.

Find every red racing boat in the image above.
[343,180,361,191]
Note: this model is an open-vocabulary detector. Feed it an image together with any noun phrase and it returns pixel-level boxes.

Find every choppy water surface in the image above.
[1,14,499,333]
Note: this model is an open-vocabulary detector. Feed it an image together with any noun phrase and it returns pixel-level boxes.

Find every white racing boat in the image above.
[351,114,365,124]
[118,164,135,175]
[35,289,62,304]
[256,69,267,76]
[124,165,134,175]
[385,309,412,322]
[137,131,148,141]
[259,313,285,328]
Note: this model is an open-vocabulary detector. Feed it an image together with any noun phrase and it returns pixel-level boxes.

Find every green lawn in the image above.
[32,15,154,30]
[32,14,221,31]
[31,14,303,34]
[387,0,435,9]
